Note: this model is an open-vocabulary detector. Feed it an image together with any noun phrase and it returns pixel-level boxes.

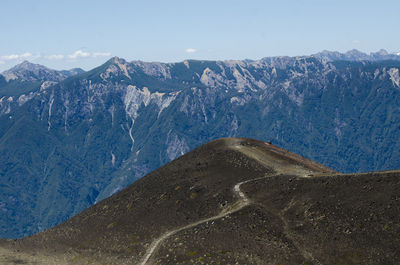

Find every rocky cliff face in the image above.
[0,55,399,238]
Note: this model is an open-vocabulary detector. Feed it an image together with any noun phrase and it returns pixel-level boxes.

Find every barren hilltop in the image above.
[1,138,399,264]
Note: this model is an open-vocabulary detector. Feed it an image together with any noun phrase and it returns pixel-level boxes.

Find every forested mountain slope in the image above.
[0,56,399,238]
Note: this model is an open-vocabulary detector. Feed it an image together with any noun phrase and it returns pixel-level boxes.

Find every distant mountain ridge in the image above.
[1,60,84,82]
[0,52,399,238]
[0,61,85,98]
[313,49,400,62]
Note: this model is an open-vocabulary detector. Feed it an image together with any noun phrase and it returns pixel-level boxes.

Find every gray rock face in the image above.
[0,55,399,238]
[0,62,84,116]
[1,61,83,82]
[313,49,400,62]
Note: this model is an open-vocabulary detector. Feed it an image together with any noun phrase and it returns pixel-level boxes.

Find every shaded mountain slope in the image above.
[1,138,399,264]
[0,61,84,97]
[1,56,400,239]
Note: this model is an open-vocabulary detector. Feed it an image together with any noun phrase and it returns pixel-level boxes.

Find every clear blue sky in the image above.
[1,0,399,71]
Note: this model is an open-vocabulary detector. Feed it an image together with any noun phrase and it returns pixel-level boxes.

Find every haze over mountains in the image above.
[0,49,399,238]
[312,49,400,62]
[1,61,84,83]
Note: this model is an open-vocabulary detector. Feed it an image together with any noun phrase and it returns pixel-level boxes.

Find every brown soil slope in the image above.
[0,138,399,265]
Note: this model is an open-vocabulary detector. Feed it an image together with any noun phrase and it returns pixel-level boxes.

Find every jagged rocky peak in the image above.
[313,50,343,60]
[0,52,399,241]
[313,49,367,61]
[100,56,132,80]
[131,60,172,79]
[103,56,172,80]
[259,56,325,72]
[2,61,50,82]
[102,56,129,70]
[374,49,389,56]
[345,49,369,60]
[109,56,127,65]
[313,49,400,62]
[8,60,43,71]
[1,61,84,82]
[260,56,295,67]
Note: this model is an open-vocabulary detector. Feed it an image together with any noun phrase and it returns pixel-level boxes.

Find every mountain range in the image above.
[0,49,400,238]
[312,49,400,61]
[0,138,399,264]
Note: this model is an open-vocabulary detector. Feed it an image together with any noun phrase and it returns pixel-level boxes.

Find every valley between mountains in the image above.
[1,54,400,239]
[0,138,399,265]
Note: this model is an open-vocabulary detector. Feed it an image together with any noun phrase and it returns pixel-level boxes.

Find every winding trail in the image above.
[139,141,328,265]
[138,173,276,265]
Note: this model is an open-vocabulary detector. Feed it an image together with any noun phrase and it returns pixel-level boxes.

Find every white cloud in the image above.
[68,50,91,59]
[1,50,111,64]
[45,54,65,60]
[45,51,110,60]
[92,52,111,58]
[185,48,197,53]
[1,52,40,61]
[2,54,21,60]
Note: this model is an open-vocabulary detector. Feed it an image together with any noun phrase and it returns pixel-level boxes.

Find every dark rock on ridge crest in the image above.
[0,138,399,264]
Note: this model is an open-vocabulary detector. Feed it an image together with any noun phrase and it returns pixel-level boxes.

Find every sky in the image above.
[1,0,399,71]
